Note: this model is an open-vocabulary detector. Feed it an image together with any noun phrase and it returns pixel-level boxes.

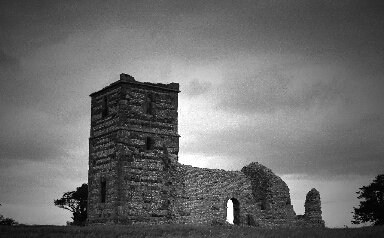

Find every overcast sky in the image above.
[1,0,383,227]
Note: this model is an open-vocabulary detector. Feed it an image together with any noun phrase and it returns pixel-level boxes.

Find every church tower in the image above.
[87,74,180,224]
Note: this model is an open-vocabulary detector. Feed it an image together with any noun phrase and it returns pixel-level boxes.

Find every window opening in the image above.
[145,94,154,114]
[260,199,270,211]
[102,96,109,117]
[227,198,240,225]
[101,179,106,203]
[226,199,234,224]
[145,137,155,150]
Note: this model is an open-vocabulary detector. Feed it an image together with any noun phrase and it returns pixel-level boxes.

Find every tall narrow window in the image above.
[145,94,154,115]
[227,198,240,225]
[102,96,109,117]
[226,199,234,224]
[101,179,106,203]
[145,137,155,150]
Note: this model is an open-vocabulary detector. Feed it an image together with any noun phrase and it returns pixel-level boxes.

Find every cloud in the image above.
[181,62,384,176]
[181,109,384,176]
[184,79,213,97]
[0,49,48,109]
[0,106,66,161]
[0,46,90,162]
[0,50,19,67]
[181,127,382,176]
[215,61,347,114]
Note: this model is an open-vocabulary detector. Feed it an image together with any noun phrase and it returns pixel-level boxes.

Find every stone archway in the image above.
[226,198,240,225]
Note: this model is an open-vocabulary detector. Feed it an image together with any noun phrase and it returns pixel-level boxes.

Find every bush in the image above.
[0,216,18,226]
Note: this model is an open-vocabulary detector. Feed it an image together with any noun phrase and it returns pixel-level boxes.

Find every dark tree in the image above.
[352,174,384,226]
[0,204,18,226]
[54,183,88,226]
[0,217,18,226]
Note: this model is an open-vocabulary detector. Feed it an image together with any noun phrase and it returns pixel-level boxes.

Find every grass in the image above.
[1,224,384,238]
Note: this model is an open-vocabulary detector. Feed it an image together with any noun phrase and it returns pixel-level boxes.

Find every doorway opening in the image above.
[226,198,240,225]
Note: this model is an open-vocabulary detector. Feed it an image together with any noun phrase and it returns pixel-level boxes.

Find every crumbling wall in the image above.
[241,162,296,227]
[178,165,256,225]
[303,188,325,227]
[170,162,299,228]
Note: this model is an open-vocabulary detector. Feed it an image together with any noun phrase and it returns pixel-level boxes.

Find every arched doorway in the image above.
[226,198,240,225]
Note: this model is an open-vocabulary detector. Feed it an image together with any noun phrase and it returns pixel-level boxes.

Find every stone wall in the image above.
[241,162,297,227]
[88,86,120,224]
[88,74,180,224]
[178,165,255,225]
[303,188,325,227]
[87,74,325,228]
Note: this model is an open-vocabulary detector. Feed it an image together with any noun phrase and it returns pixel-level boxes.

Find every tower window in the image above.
[102,96,109,117]
[145,137,155,150]
[147,102,153,114]
[260,199,270,211]
[145,94,154,115]
[101,179,106,203]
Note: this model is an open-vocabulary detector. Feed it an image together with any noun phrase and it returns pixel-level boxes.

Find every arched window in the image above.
[226,199,234,224]
[226,198,240,225]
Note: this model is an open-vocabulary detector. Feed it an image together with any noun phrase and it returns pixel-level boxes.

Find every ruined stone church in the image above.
[87,73,325,227]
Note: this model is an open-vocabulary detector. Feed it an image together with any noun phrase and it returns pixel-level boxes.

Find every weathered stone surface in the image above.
[87,74,324,228]
[241,162,297,227]
[303,188,325,227]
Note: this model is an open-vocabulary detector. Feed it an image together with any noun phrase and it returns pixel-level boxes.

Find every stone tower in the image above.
[87,73,180,224]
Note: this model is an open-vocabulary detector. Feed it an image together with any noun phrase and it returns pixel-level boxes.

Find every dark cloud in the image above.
[1,0,382,163]
[162,0,384,60]
[2,0,382,70]
[0,50,19,67]
[215,68,345,114]
[0,106,67,161]
[287,114,384,176]
[0,0,212,56]
[0,48,89,162]
[0,49,46,108]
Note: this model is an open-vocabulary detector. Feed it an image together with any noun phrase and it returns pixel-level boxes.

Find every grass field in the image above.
[1,224,384,238]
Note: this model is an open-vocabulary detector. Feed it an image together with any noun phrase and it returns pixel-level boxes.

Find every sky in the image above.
[0,0,383,227]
